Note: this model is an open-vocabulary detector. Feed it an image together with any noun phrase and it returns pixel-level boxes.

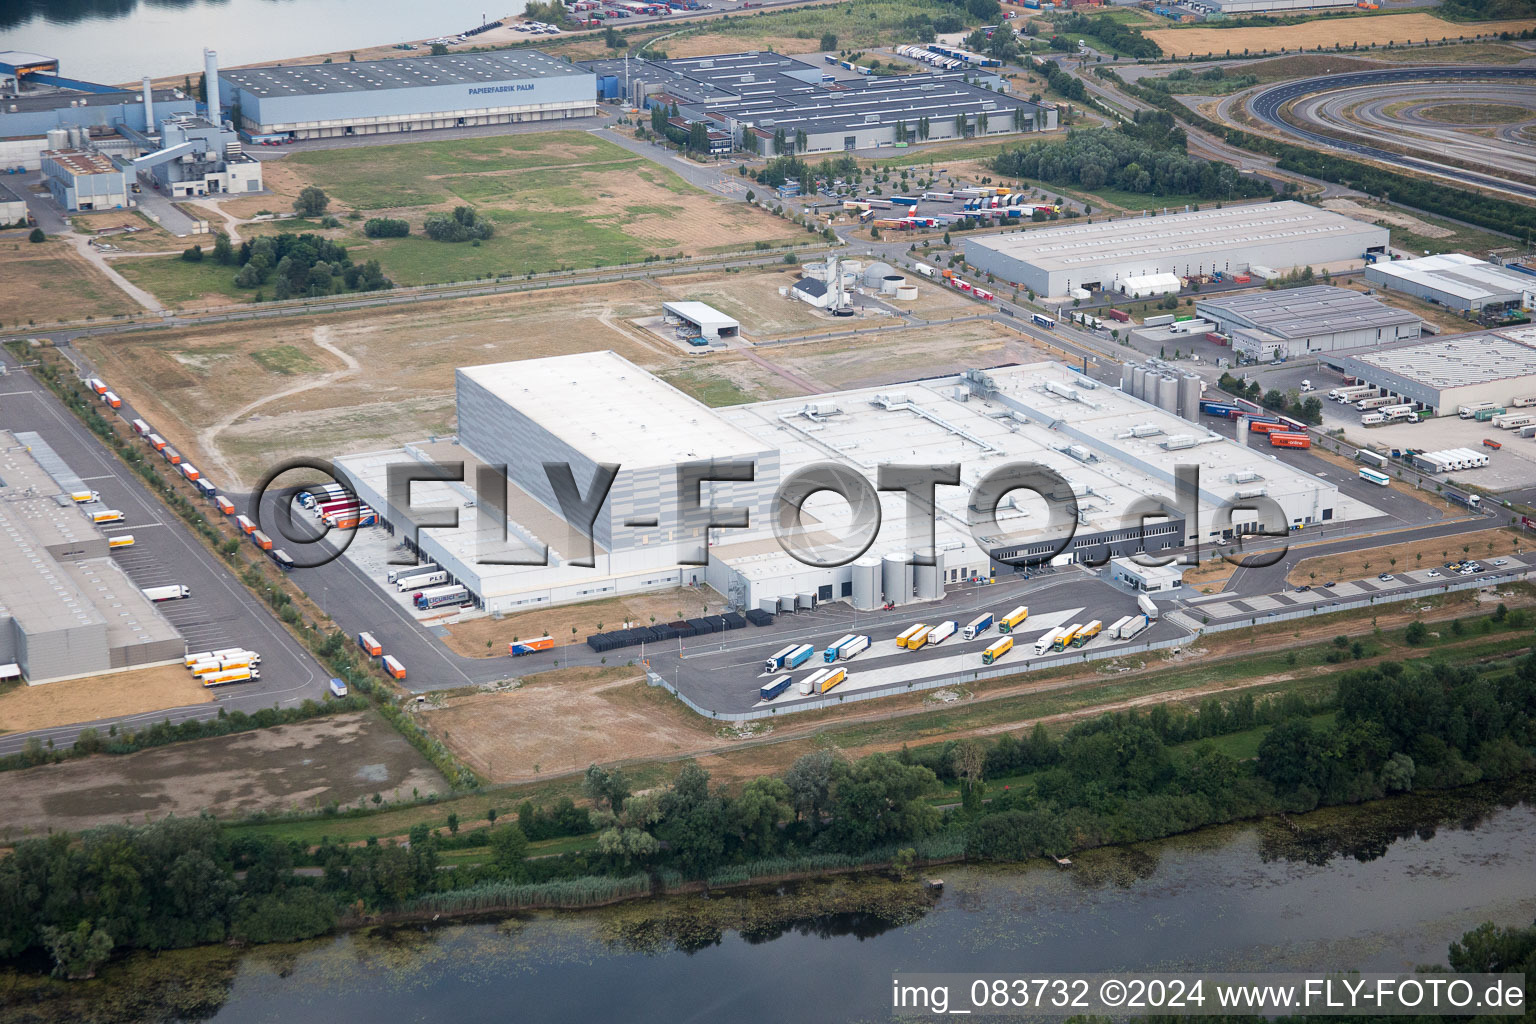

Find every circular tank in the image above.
[914,551,946,601]
[1131,365,1147,402]
[882,552,912,607]
[880,275,904,295]
[894,285,918,301]
[1178,373,1202,420]
[1157,374,1179,413]
[851,557,882,610]
[1121,361,1136,392]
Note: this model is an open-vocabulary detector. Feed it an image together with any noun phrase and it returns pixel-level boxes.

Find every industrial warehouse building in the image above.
[336,352,1359,615]
[963,201,1389,299]
[40,147,127,211]
[1328,326,1536,417]
[0,431,183,683]
[1365,253,1535,314]
[581,51,1054,155]
[1196,285,1424,362]
[219,50,597,141]
[1206,0,1355,12]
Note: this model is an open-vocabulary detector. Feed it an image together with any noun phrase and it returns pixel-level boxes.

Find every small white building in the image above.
[1110,556,1183,593]
[1122,272,1182,299]
[662,300,739,341]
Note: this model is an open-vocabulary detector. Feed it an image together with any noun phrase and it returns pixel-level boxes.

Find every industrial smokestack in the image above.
[142,76,155,134]
[203,49,221,123]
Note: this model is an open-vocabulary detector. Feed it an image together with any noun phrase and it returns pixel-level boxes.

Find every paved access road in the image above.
[0,353,331,756]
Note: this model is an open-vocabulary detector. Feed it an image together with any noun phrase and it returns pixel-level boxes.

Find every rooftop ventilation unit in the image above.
[1160,435,1198,451]
[1130,424,1161,438]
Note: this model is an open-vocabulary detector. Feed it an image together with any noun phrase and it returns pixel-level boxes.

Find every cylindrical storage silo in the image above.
[1236,417,1250,448]
[881,275,904,295]
[882,552,912,606]
[851,557,881,610]
[46,127,68,151]
[1157,374,1179,414]
[1179,373,1201,421]
[915,551,945,601]
[1131,365,1147,401]
[1121,361,1136,392]
[895,285,918,301]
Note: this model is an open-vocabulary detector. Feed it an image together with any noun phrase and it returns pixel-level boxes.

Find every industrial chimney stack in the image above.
[203,49,221,124]
[141,76,155,134]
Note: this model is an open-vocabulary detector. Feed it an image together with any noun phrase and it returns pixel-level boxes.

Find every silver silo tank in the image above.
[1131,365,1147,401]
[914,551,946,601]
[1120,361,1135,392]
[1157,374,1179,414]
[1236,417,1250,448]
[1179,373,1202,420]
[882,552,911,606]
[851,557,882,610]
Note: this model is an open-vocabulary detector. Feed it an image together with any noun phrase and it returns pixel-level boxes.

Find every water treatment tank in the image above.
[881,275,904,295]
[851,557,882,610]
[894,285,918,301]
[914,551,946,601]
[882,552,913,606]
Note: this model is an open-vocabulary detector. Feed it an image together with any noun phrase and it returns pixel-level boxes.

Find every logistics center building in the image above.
[1196,285,1424,362]
[962,201,1389,299]
[336,353,1361,615]
[219,50,597,140]
[1328,326,1536,416]
[0,431,183,684]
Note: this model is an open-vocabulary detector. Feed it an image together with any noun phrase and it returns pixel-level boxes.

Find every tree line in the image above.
[1050,12,1162,58]
[4,645,1532,976]
[993,115,1273,200]
[226,232,392,300]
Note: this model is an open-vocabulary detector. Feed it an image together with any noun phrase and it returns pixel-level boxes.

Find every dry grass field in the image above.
[0,665,210,736]
[424,668,719,783]
[1148,13,1536,55]
[0,712,446,835]
[1286,529,1524,586]
[0,238,141,327]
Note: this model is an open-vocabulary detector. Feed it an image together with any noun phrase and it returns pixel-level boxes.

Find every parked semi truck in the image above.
[1053,623,1084,651]
[764,643,815,673]
[759,674,794,701]
[963,613,993,640]
[510,635,555,656]
[927,620,957,645]
[143,585,190,602]
[982,636,1013,664]
[1034,628,1065,655]
[1071,620,1103,647]
[825,634,869,661]
[202,667,259,687]
[997,606,1029,633]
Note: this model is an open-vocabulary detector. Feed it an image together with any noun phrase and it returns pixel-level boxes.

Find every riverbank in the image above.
[5,777,1533,1024]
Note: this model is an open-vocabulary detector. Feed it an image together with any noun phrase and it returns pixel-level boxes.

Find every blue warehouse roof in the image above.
[221,49,586,99]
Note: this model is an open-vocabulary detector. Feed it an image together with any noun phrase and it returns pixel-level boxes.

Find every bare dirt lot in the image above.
[657,268,833,339]
[1148,13,1536,56]
[425,668,720,782]
[442,586,730,658]
[0,665,210,736]
[0,712,445,836]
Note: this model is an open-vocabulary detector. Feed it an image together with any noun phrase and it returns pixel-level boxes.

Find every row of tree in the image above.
[993,120,1272,200]
[1217,372,1324,425]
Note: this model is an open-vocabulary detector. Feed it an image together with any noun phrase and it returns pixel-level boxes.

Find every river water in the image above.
[0,0,529,86]
[197,795,1536,1024]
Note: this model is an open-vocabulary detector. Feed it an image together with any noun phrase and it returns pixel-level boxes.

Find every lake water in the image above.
[0,0,529,85]
[197,795,1536,1024]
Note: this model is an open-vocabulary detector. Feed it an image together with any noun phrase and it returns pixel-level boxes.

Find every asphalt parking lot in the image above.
[643,569,1171,715]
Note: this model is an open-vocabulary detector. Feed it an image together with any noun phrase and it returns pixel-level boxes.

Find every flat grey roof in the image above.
[583,50,1045,137]
[1367,253,1532,304]
[1197,285,1420,340]
[222,50,587,99]
[968,201,1384,273]
[663,301,738,330]
[1348,329,1536,388]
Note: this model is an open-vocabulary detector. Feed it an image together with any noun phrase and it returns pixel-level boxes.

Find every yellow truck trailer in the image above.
[997,606,1029,633]
[982,636,1014,665]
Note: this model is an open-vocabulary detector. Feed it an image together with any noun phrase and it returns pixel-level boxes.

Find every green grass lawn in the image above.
[113,256,247,308]
[657,367,761,407]
[1172,711,1338,761]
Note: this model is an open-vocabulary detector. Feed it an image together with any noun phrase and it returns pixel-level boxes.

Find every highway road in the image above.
[1248,67,1536,201]
[0,352,332,756]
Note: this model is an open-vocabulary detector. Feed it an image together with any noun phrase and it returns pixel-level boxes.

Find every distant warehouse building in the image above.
[1196,285,1423,362]
[963,201,1389,299]
[219,50,597,141]
[1328,325,1536,416]
[0,431,183,683]
[1206,0,1355,13]
[1365,253,1535,314]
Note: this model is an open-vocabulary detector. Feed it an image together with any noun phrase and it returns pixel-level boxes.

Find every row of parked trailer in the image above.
[1413,447,1490,473]
[355,631,407,681]
[183,647,262,687]
[756,608,1151,701]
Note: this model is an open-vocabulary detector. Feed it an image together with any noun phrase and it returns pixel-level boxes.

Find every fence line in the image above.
[645,572,1522,722]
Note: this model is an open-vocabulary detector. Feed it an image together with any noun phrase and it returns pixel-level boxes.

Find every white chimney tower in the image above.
[203,49,221,123]
[141,76,155,134]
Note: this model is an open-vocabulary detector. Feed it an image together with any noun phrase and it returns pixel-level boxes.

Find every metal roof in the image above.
[1197,284,1420,340]
[1349,330,1536,389]
[663,301,738,330]
[221,50,587,99]
[968,202,1384,272]
[1367,253,1532,304]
